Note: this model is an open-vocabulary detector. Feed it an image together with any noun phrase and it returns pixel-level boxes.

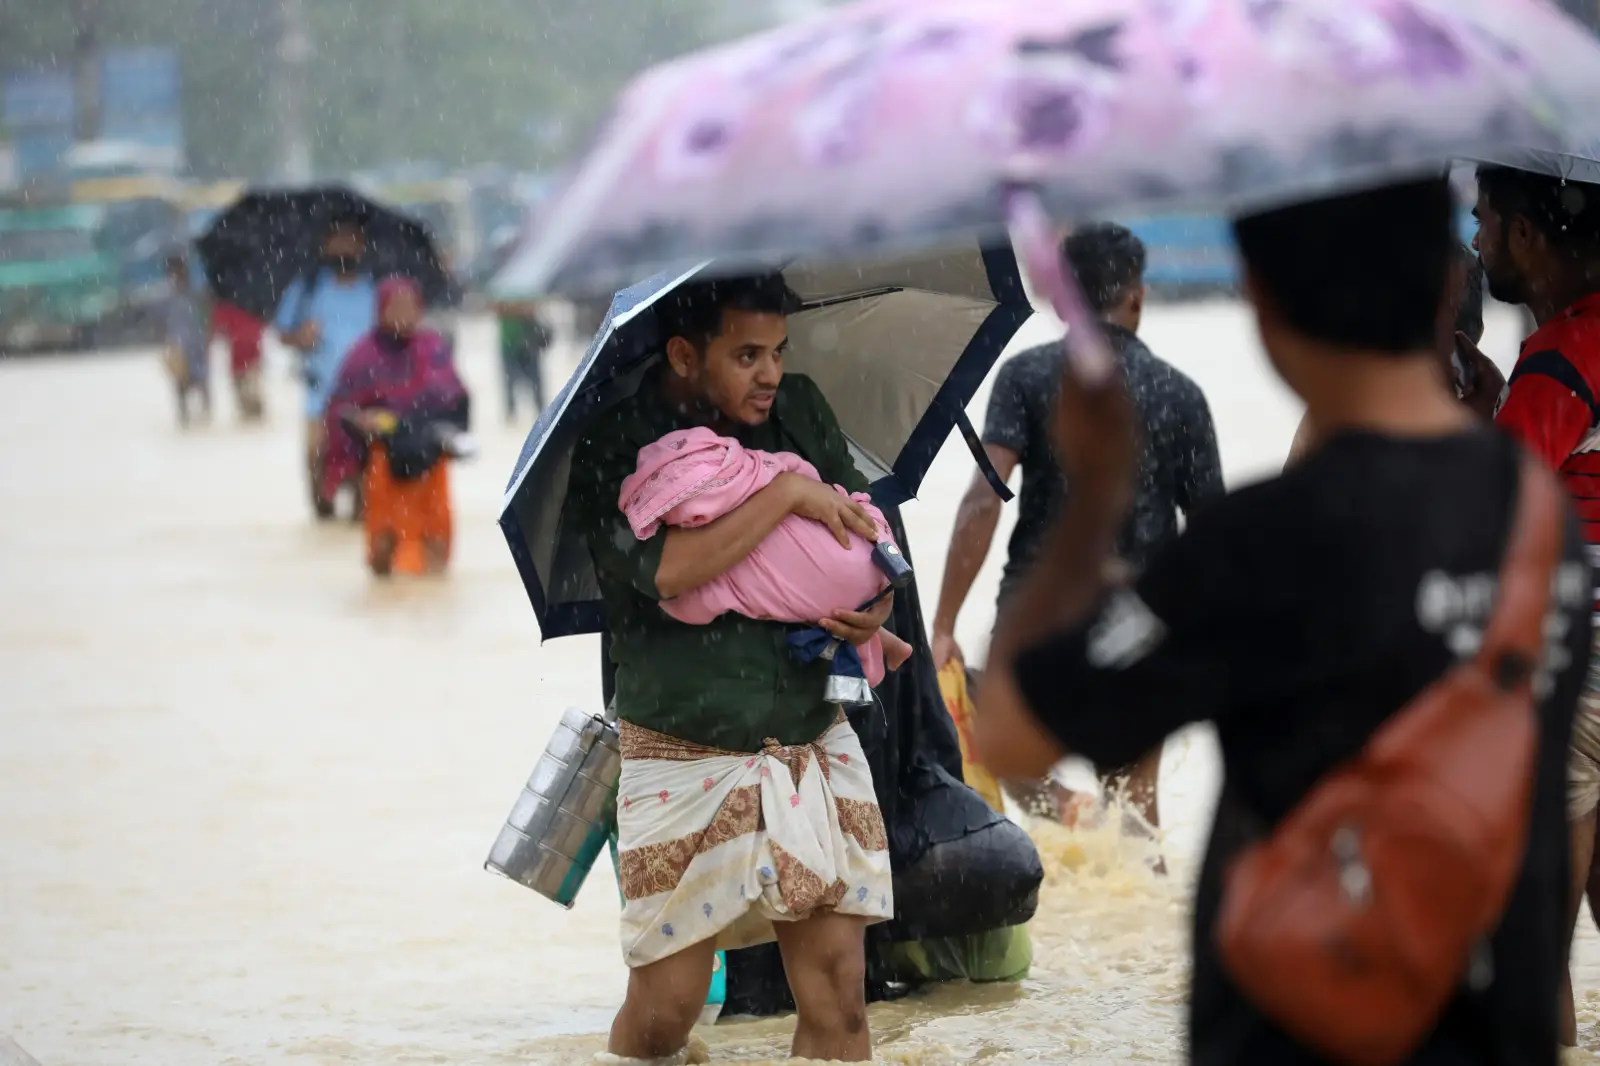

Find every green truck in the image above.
[0,203,122,353]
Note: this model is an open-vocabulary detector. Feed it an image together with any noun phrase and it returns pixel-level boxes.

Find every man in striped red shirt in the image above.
[1474,164,1600,1049]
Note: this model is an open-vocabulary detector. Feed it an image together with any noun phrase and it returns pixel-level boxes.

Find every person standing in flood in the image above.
[320,278,469,578]
[976,177,1588,1066]
[493,296,553,423]
[931,222,1222,835]
[162,253,211,428]
[566,275,895,1065]
[211,300,267,421]
[273,215,379,519]
[1471,164,1600,1049]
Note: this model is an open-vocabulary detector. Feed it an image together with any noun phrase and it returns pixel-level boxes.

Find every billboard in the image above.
[2,68,75,181]
[99,47,184,167]
[3,68,74,129]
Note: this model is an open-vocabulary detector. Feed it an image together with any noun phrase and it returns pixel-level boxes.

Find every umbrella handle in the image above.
[1004,187,1116,386]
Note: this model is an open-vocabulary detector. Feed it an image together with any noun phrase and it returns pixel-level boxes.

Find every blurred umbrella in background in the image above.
[195,185,458,320]
[497,244,1030,640]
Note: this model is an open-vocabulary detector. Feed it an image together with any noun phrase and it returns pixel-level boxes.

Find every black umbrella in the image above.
[195,185,458,320]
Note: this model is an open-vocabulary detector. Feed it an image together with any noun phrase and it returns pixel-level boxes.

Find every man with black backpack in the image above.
[977,177,1589,1065]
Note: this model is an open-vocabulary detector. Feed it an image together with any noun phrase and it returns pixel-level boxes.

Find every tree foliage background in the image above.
[0,0,769,178]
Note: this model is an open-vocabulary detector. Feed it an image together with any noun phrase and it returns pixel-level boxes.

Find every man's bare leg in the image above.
[369,532,397,577]
[306,419,334,518]
[422,535,450,574]
[1109,749,1161,831]
[1001,776,1066,821]
[1586,813,1600,932]
[1565,804,1597,1047]
[774,911,871,1062]
[606,936,717,1061]
[1105,748,1164,874]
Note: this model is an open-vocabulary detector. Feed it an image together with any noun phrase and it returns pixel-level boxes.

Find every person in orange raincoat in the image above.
[321,277,470,576]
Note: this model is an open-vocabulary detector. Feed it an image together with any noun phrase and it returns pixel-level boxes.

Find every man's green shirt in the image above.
[566,370,870,753]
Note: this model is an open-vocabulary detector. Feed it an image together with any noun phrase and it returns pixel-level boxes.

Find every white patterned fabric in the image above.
[614,716,892,968]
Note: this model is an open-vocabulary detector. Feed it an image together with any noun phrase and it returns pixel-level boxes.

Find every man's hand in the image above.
[1456,331,1506,421]
[781,473,878,548]
[283,321,321,352]
[821,592,894,647]
[931,628,964,670]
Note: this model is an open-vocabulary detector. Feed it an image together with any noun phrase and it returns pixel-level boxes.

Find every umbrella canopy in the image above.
[500,245,1030,640]
[195,185,458,320]
[503,0,1600,298]
[1477,139,1600,186]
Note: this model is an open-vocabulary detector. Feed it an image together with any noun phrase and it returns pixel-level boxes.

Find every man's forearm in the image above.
[933,490,1003,635]
[655,479,796,599]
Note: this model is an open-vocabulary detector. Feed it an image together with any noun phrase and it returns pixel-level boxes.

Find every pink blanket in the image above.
[619,426,901,686]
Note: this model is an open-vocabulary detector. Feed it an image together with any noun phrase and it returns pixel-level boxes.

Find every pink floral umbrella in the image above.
[502,0,1600,377]
[507,0,1598,293]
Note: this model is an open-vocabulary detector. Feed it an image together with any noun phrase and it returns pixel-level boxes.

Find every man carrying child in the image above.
[566,274,896,1065]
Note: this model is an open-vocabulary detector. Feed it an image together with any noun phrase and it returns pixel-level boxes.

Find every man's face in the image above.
[324,226,365,263]
[673,308,788,427]
[1473,189,1530,306]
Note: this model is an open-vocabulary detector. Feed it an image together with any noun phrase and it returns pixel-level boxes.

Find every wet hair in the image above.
[1232,177,1453,354]
[165,252,189,278]
[1062,222,1146,314]
[657,272,803,351]
[1476,165,1600,250]
[1454,242,1485,343]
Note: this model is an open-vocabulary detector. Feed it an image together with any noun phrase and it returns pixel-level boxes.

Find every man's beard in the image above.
[1483,262,1528,307]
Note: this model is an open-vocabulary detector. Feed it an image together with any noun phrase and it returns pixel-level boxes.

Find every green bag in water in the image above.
[881,924,1034,984]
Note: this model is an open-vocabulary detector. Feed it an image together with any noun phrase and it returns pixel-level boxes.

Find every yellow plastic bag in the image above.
[936,660,1004,813]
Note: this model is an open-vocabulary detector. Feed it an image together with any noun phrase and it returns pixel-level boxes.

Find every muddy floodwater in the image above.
[4,306,1597,1065]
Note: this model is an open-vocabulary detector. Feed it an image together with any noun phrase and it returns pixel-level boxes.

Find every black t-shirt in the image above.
[983,328,1223,606]
[1013,429,1589,1066]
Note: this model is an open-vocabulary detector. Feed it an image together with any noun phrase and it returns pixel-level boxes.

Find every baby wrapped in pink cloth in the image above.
[619,426,913,686]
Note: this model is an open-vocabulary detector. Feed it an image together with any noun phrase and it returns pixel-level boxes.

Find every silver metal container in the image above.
[485,705,622,908]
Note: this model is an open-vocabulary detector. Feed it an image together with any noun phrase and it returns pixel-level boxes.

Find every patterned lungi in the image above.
[615,715,894,968]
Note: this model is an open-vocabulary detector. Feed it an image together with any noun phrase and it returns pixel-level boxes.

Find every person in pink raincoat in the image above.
[619,426,914,686]
[322,277,469,576]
